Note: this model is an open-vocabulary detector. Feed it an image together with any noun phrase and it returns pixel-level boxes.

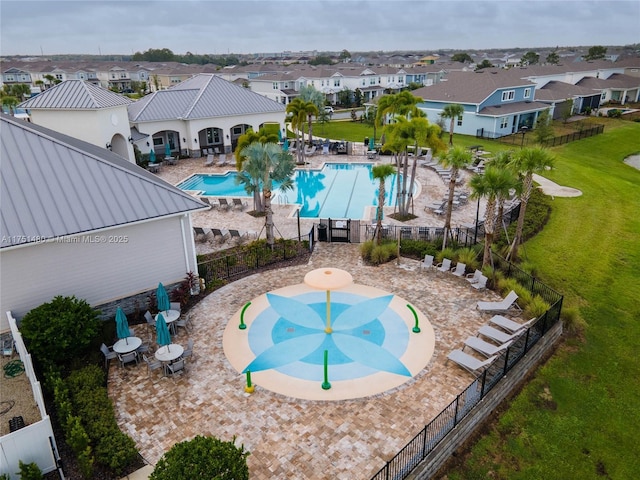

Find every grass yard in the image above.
[445,119,640,479]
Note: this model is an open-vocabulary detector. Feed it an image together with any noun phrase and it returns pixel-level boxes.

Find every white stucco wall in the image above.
[0,214,197,328]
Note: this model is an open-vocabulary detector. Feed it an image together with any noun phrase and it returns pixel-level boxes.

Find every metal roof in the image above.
[128,74,285,122]
[18,79,132,110]
[0,114,206,249]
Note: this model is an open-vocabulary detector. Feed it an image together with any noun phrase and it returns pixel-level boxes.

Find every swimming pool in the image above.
[177,163,402,219]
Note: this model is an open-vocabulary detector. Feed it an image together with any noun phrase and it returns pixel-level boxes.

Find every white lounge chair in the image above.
[463,336,513,357]
[489,315,536,333]
[466,269,483,284]
[476,290,520,313]
[451,262,466,276]
[420,254,435,270]
[217,154,227,166]
[477,325,522,344]
[447,349,497,376]
[471,275,488,290]
[436,258,452,273]
[204,154,214,166]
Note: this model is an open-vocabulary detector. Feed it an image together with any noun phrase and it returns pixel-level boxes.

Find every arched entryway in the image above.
[109,133,130,160]
[151,130,181,159]
[197,127,224,155]
[230,124,252,152]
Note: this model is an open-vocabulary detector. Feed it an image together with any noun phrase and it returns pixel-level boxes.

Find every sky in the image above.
[1,0,638,57]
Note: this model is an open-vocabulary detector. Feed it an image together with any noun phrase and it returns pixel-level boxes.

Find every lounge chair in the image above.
[199,197,213,208]
[304,145,317,156]
[217,198,231,210]
[451,262,466,276]
[210,228,229,243]
[463,336,513,357]
[466,269,483,284]
[232,198,248,211]
[217,154,227,166]
[420,254,435,270]
[228,229,248,244]
[477,325,522,344]
[476,290,521,313]
[193,227,208,242]
[489,315,536,333]
[436,258,452,273]
[447,349,497,376]
[204,154,214,167]
[471,275,488,290]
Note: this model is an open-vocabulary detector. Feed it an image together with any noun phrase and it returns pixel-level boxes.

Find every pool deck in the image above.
[108,243,521,479]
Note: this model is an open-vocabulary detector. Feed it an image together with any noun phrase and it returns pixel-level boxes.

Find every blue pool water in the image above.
[177,163,400,219]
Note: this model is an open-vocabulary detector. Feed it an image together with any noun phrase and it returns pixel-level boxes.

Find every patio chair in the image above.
[182,338,195,362]
[489,315,536,333]
[304,145,317,156]
[471,275,488,290]
[136,342,151,355]
[228,229,248,244]
[167,358,186,377]
[466,269,483,284]
[217,154,227,167]
[463,336,513,358]
[477,325,522,344]
[118,351,139,368]
[193,227,208,242]
[447,349,497,377]
[232,198,248,211]
[204,154,214,167]
[436,258,452,273]
[217,198,231,211]
[170,302,181,314]
[174,312,191,333]
[142,353,163,377]
[199,197,213,208]
[476,290,521,313]
[210,228,229,243]
[214,147,221,155]
[451,262,466,277]
[100,343,117,368]
[420,254,435,270]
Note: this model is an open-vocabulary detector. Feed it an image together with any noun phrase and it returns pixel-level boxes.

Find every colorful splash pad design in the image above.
[223,274,435,401]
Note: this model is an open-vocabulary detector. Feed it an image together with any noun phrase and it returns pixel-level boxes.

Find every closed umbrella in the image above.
[157,282,170,312]
[278,129,283,143]
[165,142,171,157]
[283,138,289,152]
[115,307,131,340]
[369,137,375,151]
[149,149,156,163]
[155,313,171,348]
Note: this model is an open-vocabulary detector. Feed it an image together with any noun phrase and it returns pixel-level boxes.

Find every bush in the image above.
[497,278,532,309]
[370,243,397,265]
[454,247,481,272]
[150,435,249,480]
[525,295,551,319]
[17,461,42,480]
[20,296,100,370]
[435,247,455,264]
[560,306,587,336]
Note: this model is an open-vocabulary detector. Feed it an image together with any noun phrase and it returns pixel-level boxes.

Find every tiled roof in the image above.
[479,101,550,116]
[18,79,132,109]
[535,81,600,101]
[0,114,206,248]
[128,74,285,122]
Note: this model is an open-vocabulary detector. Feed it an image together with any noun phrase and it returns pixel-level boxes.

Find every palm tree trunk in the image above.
[449,118,455,146]
[400,151,410,215]
[510,173,533,260]
[442,169,458,250]
[264,188,274,247]
[408,152,418,214]
[308,115,313,146]
[376,180,386,245]
[482,198,497,267]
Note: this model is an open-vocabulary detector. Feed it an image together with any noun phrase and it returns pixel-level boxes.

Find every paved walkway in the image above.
[108,244,523,479]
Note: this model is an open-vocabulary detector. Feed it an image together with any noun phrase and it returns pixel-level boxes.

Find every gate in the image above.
[328,218,350,242]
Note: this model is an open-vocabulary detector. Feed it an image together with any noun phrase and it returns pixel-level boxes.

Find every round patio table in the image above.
[113,336,142,354]
[155,344,184,363]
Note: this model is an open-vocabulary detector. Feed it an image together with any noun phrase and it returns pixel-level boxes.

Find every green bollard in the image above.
[244,370,254,393]
[407,304,420,333]
[321,350,331,390]
[239,301,251,330]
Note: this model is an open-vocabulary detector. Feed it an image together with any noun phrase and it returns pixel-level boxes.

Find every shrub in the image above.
[359,240,374,259]
[435,247,455,264]
[17,461,42,480]
[455,247,480,272]
[525,295,551,319]
[497,278,532,308]
[560,306,587,336]
[150,435,249,480]
[369,243,397,265]
[20,296,100,369]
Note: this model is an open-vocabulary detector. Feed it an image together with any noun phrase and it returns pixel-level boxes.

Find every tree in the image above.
[469,166,519,268]
[521,51,539,66]
[1,95,18,114]
[375,90,422,128]
[561,98,574,123]
[507,147,555,260]
[584,45,607,61]
[475,60,494,70]
[20,295,101,369]
[337,87,354,107]
[440,103,464,146]
[309,55,333,65]
[440,146,473,249]
[286,98,311,164]
[533,109,554,144]
[546,50,560,65]
[234,126,279,170]
[339,49,351,60]
[237,142,295,246]
[452,52,473,63]
[43,74,56,88]
[150,435,249,480]
[298,86,322,145]
[485,151,518,244]
[372,164,396,245]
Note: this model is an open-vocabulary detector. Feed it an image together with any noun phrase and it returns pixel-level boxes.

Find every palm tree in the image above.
[374,91,421,129]
[469,166,519,268]
[299,86,323,145]
[237,142,295,247]
[485,150,519,244]
[440,104,464,146]
[372,164,395,245]
[439,146,473,249]
[286,98,308,164]
[234,127,279,170]
[507,147,555,260]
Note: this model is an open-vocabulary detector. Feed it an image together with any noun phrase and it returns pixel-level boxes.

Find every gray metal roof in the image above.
[128,74,285,122]
[1,114,206,249]
[18,79,132,110]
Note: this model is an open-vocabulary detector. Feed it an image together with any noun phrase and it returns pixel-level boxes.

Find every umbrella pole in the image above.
[324,290,332,334]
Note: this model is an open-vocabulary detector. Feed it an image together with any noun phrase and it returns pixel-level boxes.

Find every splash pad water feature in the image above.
[223,268,435,400]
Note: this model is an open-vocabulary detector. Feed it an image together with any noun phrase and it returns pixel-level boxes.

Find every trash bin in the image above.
[364,137,369,147]
[318,223,327,242]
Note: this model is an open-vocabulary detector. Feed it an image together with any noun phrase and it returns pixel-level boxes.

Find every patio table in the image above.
[155,344,184,363]
[113,336,142,354]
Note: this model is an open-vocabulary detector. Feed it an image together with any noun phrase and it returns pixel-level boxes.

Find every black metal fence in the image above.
[476,124,605,148]
[370,255,563,480]
[197,233,313,288]
[540,124,605,147]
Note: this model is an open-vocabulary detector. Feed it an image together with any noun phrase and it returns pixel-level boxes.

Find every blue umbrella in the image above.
[283,138,289,152]
[277,129,283,142]
[369,137,375,151]
[149,149,156,163]
[115,307,131,340]
[155,313,171,348]
[165,142,171,157]
[157,282,170,312]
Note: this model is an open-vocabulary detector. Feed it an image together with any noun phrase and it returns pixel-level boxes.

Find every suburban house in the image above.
[127,73,287,157]
[0,114,208,330]
[18,80,136,162]
[413,70,550,138]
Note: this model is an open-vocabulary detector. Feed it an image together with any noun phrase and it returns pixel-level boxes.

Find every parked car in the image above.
[324,106,334,114]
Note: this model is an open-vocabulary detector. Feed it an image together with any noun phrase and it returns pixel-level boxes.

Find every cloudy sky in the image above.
[1,0,638,56]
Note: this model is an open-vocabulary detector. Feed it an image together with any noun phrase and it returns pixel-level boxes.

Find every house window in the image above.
[524,88,531,99]
[5,75,14,82]
[457,115,463,126]
[55,74,63,80]
[120,73,127,79]
[398,76,404,84]
[272,82,278,90]
[369,77,376,85]
[233,126,243,135]
[333,79,340,87]
[501,90,515,101]
[79,73,85,79]
[500,117,508,129]
[206,128,221,144]
[153,137,164,146]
